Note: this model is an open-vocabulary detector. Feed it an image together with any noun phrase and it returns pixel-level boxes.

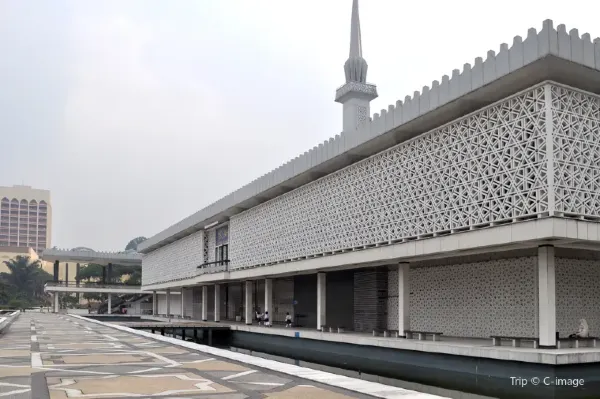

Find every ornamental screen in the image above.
[229,85,551,269]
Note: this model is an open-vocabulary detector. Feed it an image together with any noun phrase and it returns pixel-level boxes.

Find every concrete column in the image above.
[107,263,113,283]
[264,278,273,315]
[152,291,157,315]
[53,292,59,313]
[108,294,112,314]
[245,281,253,325]
[65,263,69,286]
[202,286,208,321]
[53,260,59,282]
[166,289,171,316]
[214,284,221,322]
[76,263,81,302]
[398,262,410,337]
[181,287,186,317]
[317,272,326,330]
[538,245,557,348]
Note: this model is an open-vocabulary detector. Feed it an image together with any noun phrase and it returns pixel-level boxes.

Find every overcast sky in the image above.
[0,0,598,251]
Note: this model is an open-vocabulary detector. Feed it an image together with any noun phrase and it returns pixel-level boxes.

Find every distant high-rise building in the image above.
[0,185,52,254]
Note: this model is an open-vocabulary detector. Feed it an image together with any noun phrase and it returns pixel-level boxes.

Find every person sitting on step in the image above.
[255,309,263,326]
[263,311,270,327]
[569,319,589,338]
[285,312,292,328]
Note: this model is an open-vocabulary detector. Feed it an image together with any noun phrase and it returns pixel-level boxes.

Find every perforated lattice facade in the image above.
[556,257,600,337]
[385,258,538,338]
[142,230,204,286]
[551,86,600,216]
[230,86,549,269]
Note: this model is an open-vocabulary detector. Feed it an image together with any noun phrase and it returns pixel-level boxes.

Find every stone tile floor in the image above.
[0,313,377,399]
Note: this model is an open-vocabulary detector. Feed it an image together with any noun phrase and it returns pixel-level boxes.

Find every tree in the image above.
[60,294,79,308]
[125,236,147,251]
[0,279,10,304]
[0,256,53,305]
[124,269,141,285]
[76,263,104,281]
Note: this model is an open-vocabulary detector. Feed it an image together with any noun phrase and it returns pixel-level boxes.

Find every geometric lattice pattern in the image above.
[141,230,204,286]
[203,232,209,263]
[230,87,548,268]
[555,257,600,338]
[551,85,600,216]
[388,257,538,338]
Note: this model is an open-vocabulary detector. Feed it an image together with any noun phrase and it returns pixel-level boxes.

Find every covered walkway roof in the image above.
[41,247,142,267]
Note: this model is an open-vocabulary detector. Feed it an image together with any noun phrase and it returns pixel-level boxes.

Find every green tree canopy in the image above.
[76,263,104,281]
[0,255,52,306]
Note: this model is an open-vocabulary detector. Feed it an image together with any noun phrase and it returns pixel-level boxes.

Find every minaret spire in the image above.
[344,0,368,83]
[349,0,362,58]
[335,0,377,132]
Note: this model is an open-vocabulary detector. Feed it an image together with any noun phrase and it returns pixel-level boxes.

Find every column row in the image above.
[152,245,556,346]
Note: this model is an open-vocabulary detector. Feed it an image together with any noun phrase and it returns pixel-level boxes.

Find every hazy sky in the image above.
[1,0,598,251]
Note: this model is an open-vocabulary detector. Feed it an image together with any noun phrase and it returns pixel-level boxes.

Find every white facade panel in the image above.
[230,86,550,268]
[156,293,182,316]
[556,257,600,337]
[388,257,538,338]
[385,255,600,338]
[142,230,204,286]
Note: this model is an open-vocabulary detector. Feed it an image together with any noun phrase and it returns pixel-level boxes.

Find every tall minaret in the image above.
[335,0,377,133]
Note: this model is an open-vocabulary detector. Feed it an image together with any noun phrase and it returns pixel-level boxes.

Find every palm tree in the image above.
[0,278,10,304]
[1,255,52,304]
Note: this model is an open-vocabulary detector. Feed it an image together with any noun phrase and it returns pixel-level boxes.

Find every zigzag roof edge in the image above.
[139,19,600,254]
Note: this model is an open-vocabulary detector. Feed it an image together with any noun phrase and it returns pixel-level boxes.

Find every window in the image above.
[215,244,228,265]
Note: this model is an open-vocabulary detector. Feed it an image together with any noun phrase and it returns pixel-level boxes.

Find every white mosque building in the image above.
[140,0,600,362]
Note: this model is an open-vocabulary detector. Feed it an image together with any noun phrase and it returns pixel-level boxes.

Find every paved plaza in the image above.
[0,314,379,399]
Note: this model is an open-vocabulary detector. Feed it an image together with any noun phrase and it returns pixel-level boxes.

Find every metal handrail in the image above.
[196,260,230,269]
[44,280,141,288]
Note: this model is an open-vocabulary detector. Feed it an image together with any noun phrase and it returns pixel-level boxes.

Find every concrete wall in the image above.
[192,287,202,320]
[225,283,243,321]
[273,278,294,323]
[156,293,181,316]
[386,257,538,338]
[381,254,600,338]
[556,257,600,337]
[142,230,204,286]
[129,299,152,315]
[182,289,194,318]
[327,271,354,330]
[293,275,317,328]
[353,269,387,332]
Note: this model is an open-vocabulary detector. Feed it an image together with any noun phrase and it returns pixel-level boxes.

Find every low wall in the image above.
[230,330,600,399]
[0,310,20,334]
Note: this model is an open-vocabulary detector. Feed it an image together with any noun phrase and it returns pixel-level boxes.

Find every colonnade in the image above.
[153,244,557,347]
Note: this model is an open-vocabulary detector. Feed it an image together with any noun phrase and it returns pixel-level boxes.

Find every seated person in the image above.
[255,310,263,325]
[285,312,292,327]
[569,319,589,338]
[263,311,270,326]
